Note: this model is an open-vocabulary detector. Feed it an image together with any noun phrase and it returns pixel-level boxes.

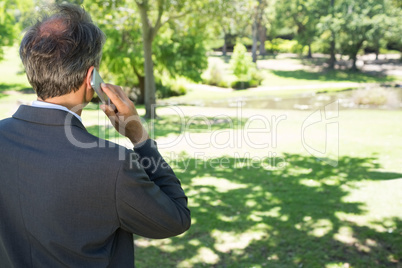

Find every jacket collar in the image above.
[12,105,87,131]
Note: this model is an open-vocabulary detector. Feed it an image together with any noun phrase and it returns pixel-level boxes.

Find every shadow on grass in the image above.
[135,154,401,267]
[0,83,34,99]
[271,70,395,84]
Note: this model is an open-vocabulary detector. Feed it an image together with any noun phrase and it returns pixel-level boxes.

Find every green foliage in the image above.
[0,0,18,61]
[316,0,400,68]
[274,0,330,55]
[384,6,402,56]
[156,77,187,99]
[337,0,385,60]
[265,39,304,53]
[203,63,225,86]
[230,80,250,90]
[230,43,254,82]
[155,20,208,83]
[84,0,208,91]
[228,43,265,90]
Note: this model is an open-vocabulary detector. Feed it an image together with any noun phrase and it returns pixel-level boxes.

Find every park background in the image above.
[0,0,401,267]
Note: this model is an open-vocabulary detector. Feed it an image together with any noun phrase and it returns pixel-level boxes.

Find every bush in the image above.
[217,80,231,88]
[230,43,254,81]
[156,78,187,99]
[228,43,264,90]
[352,87,399,107]
[265,38,323,54]
[265,39,300,53]
[231,81,250,90]
[203,63,226,86]
[249,68,264,85]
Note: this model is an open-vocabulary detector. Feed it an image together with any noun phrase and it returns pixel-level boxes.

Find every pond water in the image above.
[203,87,402,110]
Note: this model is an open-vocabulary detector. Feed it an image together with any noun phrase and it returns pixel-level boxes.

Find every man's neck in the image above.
[38,98,84,116]
[38,84,88,116]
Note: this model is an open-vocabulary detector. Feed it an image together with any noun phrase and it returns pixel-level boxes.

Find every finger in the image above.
[100,104,116,118]
[108,84,130,102]
[105,83,130,103]
[101,83,125,108]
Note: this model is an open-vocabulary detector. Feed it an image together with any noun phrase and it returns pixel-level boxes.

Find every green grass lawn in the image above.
[0,46,401,267]
[0,46,30,91]
[164,55,400,105]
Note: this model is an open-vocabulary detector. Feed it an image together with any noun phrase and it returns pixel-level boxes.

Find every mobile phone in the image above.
[90,68,110,105]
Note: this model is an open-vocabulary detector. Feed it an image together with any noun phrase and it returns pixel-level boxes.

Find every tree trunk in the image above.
[222,32,227,56]
[351,53,358,71]
[328,0,336,69]
[134,75,145,104]
[252,19,258,63]
[138,3,157,119]
[329,34,336,69]
[307,43,312,58]
[132,64,145,104]
[138,75,145,103]
[352,57,357,71]
[375,48,379,60]
[259,25,267,56]
[142,36,157,119]
[350,41,364,71]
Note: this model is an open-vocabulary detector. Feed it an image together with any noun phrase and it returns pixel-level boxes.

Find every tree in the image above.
[85,0,209,119]
[276,0,329,58]
[134,0,212,119]
[318,3,342,69]
[230,43,254,81]
[0,0,17,61]
[251,0,268,62]
[384,0,402,60]
[336,0,386,70]
[0,0,35,61]
[366,13,391,60]
[210,0,250,56]
[328,0,336,68]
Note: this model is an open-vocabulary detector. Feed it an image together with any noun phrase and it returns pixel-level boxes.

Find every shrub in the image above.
[265,39,300,53]
[217,80,231,88]
[230,43,254,81]
[228,43,265,90]
[352,87,399,107]
[156,78,187,98]
[203,63,225,86]
[265,38,323,54]
[249,68,264,85]
[231,81,250,90]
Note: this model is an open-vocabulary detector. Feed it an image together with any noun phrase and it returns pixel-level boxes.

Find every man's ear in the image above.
[85,66,94,90]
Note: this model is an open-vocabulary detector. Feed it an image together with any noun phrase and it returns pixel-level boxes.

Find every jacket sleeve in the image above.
[115,139,191,239]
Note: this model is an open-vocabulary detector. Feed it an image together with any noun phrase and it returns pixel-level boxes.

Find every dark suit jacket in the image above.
[0,105,191,267]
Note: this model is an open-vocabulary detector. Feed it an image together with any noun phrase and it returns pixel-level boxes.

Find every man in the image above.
[0,4,190,267]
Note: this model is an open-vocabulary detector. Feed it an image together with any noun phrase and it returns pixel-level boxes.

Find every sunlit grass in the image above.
[134,155,401,267]
[0,46,401,267]
[0,46,30,88]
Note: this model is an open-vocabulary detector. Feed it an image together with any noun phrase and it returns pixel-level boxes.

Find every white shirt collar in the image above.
[31,100,83,123]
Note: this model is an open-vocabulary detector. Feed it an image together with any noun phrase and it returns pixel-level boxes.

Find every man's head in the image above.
[20,4,106,100]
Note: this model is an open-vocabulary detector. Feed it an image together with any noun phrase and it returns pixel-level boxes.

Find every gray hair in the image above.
[19,4,106,99]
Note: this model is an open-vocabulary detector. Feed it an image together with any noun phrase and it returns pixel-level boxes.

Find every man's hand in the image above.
[100,83,149,145]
